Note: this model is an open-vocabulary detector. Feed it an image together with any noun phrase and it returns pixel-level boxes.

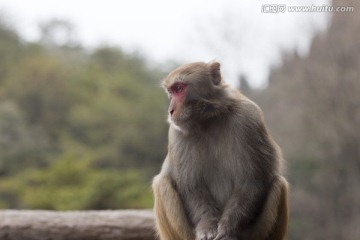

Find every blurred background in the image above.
[0,0,358,239]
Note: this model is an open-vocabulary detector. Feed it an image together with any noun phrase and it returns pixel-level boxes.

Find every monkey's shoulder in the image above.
[226,95,265,130]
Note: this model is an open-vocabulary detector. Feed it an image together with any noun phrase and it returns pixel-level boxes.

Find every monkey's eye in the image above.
[170,83,186,95]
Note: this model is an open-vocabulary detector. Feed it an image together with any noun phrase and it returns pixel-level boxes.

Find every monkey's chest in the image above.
[207,169,234,206]
[175,145,236,207]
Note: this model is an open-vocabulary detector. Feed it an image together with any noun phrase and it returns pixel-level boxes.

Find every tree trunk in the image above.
[0,210,156,240]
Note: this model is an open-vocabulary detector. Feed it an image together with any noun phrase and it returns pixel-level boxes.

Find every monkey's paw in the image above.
[195,220,218,240]
[214,236,237,240]
[196,229,217,240]
[214,230,237,240]
[213,223,236,240]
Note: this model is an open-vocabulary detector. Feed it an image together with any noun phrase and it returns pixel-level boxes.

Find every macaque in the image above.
[152,62,289,240]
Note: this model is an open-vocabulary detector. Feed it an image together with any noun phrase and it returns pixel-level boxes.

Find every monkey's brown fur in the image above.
[152,62,289,240]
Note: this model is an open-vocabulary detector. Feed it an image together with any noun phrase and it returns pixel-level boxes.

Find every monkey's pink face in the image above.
[166,82,189,126]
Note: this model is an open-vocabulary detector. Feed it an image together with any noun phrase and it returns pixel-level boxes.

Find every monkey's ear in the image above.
[209,61,221,85]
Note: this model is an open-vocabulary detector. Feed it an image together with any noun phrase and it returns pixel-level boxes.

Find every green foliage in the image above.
[0,17,22,82]
[0,154,153,210]
[0,101,49,175]
[0,17,167,209]
[4,52,74,141]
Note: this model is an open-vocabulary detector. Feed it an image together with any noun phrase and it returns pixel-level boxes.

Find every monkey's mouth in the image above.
[170,116,181,125]
[168,114,178,125]
[169,114,185,126]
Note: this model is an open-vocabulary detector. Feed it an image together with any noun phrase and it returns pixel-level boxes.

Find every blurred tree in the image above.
[68,46,167,171]
[0,16,22,83]
[0,16,168,209]
[252,2,360,239]
[4,52,73,144]
[39,19,79,48]
[0,153,153,209]
[0,101,49,176]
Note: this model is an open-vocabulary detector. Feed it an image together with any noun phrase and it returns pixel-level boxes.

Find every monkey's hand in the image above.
[214,235,237,240]
[213,231,236,240]
[195,218,218,240]
[213,220,236,240]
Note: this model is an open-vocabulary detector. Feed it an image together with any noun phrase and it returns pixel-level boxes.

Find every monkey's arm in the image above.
[240,176,289,240]
[185,185,223,239]
[215,179,268,239]
[216,109,278,239]
[212,177,289,240]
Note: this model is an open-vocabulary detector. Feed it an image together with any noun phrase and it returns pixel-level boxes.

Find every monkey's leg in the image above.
[152,175,195,240]
[265,176,289,240]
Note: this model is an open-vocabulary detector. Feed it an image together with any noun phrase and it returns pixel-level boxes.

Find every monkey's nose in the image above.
[169,109,175,115]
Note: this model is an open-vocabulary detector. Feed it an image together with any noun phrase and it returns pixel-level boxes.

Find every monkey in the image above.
[152,61,289,240]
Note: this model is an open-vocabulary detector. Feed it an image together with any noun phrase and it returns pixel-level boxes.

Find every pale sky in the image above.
[0,0,331,87]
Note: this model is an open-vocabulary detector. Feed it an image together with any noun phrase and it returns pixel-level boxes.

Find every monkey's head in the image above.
[162,61,228,131]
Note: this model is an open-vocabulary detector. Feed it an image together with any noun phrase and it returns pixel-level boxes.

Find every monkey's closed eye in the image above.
[169,83,187,95]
